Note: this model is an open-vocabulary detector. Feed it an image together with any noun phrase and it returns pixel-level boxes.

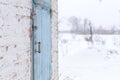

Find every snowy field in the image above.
[59,33,120,80]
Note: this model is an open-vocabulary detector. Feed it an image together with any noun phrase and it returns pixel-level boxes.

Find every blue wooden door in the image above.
[33,0,51,80]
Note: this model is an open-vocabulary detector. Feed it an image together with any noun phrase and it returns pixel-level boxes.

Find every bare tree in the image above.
[83,18,89,34]
[88,21,93,43]
[68,16,82,34]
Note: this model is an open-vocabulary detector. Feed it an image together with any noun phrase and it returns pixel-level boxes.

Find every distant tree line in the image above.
[61,16,120,35]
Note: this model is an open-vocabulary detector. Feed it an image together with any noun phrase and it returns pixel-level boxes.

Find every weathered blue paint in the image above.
[33,0,51,80]
[34,0,51,4]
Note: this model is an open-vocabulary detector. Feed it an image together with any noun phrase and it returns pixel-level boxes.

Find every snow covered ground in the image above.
[59,33,120,80]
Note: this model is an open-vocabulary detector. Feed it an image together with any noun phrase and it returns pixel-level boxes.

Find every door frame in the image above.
[31,0,58,80]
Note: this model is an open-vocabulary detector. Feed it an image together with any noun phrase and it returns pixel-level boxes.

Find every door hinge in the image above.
[32,25,37,31]
[31,10,36,19]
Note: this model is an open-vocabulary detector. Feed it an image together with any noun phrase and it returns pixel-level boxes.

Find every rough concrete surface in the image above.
[0,0,32,80]
[51,0,58,80]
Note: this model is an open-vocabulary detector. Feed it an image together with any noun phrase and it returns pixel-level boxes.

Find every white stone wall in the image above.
[51,0,58,80]
[0,0,32,80]
[0,0,58,80]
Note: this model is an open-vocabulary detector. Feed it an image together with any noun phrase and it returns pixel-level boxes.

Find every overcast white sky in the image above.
[58,0,120,28]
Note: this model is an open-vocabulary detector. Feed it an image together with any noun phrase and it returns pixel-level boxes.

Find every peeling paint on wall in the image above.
[0,0,32,80]
[0,0,58,80]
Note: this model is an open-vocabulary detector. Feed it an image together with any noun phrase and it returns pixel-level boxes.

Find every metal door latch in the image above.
[35,42,41,53]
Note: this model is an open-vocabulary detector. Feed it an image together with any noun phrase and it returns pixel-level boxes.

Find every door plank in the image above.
[33,0,51,79]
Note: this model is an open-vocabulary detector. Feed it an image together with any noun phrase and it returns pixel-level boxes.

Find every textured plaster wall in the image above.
[51,0,58,80]
[0,0,32,80]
